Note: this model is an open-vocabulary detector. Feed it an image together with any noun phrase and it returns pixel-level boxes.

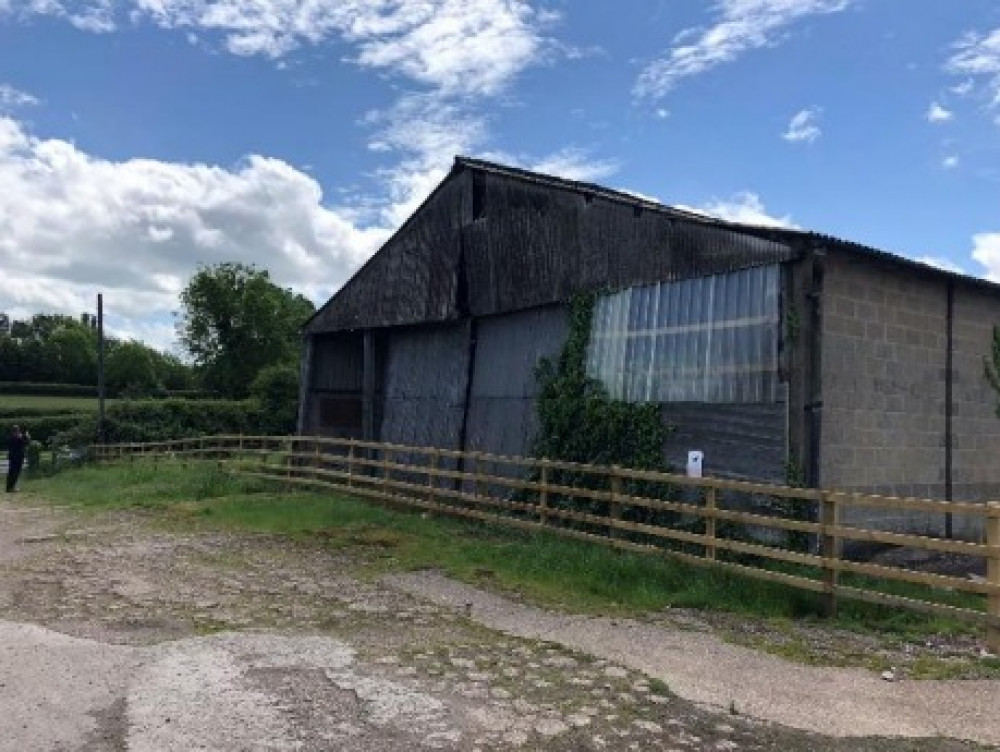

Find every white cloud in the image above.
[528,147,619,183]
[1,0,115,31]
[0,0,591,350]
[917,256,964,274]
[782,107,822,143]
[634,0,854,100]
[972,232,1000,282]
[942,155,959,169]
[0,83,38,110]
[363,94,488,227]
[3,1,550,96]
[945,28,1000,108]
[0,117,388,347]
[675,192,797,229]
[926,101,954,123]
[951,79,974,97]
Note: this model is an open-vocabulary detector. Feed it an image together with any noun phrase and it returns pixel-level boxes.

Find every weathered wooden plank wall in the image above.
[306,163,797,335]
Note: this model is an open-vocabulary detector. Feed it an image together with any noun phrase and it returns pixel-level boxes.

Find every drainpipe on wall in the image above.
[805,248,826,489]
[945,280,955,538]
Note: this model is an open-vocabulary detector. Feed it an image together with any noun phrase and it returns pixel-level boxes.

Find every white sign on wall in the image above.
[686,450,704,478]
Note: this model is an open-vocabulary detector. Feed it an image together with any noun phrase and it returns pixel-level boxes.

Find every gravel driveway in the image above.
[0,497,990,751]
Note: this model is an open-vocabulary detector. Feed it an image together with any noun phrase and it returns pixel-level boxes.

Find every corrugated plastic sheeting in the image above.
[588,264,781,403]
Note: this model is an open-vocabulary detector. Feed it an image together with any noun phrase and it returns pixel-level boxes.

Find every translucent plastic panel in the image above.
[586,265,781,404]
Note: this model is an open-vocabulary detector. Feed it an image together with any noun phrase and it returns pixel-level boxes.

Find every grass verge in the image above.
[0,394,107,412]
[22,461,988,642]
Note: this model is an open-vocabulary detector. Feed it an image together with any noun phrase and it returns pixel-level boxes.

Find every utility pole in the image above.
[97,293,106,444]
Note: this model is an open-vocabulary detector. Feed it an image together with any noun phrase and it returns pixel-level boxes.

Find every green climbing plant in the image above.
[986,325,1000,418]
[530,293,681,531]
[532,292,670,471]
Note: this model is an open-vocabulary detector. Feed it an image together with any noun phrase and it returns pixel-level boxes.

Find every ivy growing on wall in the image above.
[986,325,1000,417]
[532,292,671,470]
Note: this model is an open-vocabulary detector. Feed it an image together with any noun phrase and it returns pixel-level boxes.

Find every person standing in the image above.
[6,425,28,493]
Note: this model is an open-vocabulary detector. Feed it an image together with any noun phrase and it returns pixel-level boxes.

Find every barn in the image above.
[298,157,1000,536]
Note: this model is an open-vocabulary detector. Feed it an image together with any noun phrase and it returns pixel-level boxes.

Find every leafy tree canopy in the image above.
[0,311,192,392]
[177,262,314,398]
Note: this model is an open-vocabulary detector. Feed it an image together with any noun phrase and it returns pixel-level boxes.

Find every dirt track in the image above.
[0,496,992,751]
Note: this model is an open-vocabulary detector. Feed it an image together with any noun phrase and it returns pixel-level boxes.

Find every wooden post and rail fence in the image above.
[91,434,1000,651]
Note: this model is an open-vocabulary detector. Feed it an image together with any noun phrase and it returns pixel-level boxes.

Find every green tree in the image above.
[177,263,314,398]
[49,326,98,385]
[249,363,300,434]
[154,352,197,392]
[986,325,1000,417]
[106,340,160,397]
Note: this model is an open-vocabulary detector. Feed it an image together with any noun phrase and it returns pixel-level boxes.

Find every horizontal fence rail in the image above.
[91,435,1000,651]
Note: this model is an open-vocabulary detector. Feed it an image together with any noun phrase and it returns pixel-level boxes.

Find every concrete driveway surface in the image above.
[0,497,993,751]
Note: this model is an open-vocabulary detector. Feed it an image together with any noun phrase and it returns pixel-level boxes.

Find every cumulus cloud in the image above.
[972,232,1000,282]
[783,107,822,143]
[926,101,954,123]
[0,117,388,347]
[675,192,797,229]
[0,0,600,349]
[942,155,959,169]
[634,0,854,100]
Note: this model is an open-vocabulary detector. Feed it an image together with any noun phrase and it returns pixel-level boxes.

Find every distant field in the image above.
[0,394,109,412]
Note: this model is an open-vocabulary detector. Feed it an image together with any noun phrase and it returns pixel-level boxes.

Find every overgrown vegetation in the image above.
[43,398,292,448]
[986,324,1000,417]
[532,292,671,471]
[2,262,310,447]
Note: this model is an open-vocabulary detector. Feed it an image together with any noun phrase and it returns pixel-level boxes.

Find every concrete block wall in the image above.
[951,286,1000,507]
[820,252,1000,538]
[820,253,950,534]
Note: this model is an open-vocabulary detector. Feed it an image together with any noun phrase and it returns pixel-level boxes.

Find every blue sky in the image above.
[2,0,1000,351]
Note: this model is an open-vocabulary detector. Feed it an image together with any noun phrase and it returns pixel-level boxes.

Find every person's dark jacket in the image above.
[7,434,27,464]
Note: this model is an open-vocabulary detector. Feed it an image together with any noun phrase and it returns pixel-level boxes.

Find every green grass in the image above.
[20,461,987,639]
[0,394,110,412]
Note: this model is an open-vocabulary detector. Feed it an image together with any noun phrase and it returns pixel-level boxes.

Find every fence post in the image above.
[539,460,550,526]
[382,446,392,492]
[347,441,355,489]
[987,502,1000,653]
[473,452,483,502]
[705,485,717,561]
[428,449,439,506]
[313,440,321,480]
[610,465,622,540]
[820,491,840,618]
